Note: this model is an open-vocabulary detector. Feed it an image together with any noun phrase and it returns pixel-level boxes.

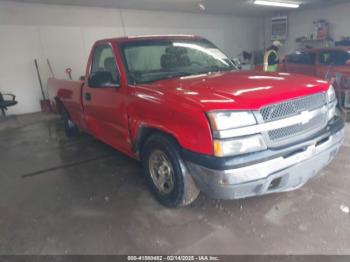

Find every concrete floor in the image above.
[0,112,350,255]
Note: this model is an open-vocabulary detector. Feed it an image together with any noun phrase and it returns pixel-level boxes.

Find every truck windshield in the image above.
[120,39,236,84]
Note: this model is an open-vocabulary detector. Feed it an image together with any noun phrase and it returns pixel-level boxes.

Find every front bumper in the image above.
[185,117,345,200]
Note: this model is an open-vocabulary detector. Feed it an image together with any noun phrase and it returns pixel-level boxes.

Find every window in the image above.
[286,52,315,65]
[91,44,119,83]
[319,50,350,66]
[120,39,236,84]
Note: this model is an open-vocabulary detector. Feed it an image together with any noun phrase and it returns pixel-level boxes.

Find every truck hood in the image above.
[139,71,330,111]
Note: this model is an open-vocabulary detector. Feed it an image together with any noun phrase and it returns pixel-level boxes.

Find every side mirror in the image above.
[346,59,350,66]
[88,71,120,88]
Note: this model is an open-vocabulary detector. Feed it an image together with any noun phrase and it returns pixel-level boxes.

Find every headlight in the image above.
[326,85,337,120]
[213,135,267,157]
[207,111,256,130]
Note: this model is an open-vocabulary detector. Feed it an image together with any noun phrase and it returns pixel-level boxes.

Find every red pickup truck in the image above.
[48,35,344,207]
[281,47,350,109]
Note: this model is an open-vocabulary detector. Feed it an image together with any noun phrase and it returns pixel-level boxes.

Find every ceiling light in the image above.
[254,0,300,8]
[198,2,206,11]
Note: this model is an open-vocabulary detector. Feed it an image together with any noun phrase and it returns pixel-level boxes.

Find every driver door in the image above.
[83,42,130,152]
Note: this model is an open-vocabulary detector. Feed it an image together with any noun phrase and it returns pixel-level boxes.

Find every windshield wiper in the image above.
[138,71,194,84]
[165,71,193,79]
[200,65,235,75]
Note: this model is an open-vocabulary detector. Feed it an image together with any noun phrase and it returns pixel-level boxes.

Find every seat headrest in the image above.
[165,46,187,55]
[161,48,191,70]
[161,54,176,70]
[104,57,116,71]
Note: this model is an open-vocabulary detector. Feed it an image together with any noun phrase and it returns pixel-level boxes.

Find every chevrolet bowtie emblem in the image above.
[300,111,314,124]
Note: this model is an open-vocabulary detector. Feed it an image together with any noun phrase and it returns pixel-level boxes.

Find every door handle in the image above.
[85,93,92,101]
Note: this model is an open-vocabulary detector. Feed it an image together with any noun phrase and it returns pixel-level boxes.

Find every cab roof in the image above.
[306,46,350,52]
[96,35,203,44]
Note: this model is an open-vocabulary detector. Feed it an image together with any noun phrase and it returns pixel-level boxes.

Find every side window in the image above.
[319,51,333,65]
[90,44,119,85]
[309,52,316,64]
[286,54,298,63]
[319,51,350,66]
[286,52,314,65]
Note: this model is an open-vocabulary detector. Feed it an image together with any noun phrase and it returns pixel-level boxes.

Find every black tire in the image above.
[62,108,80,137]
[141,133,199,208]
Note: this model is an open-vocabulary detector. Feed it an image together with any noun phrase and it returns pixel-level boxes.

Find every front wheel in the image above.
[141,134,199,208]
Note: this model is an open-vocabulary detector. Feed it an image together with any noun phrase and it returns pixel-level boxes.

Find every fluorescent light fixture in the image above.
[254,0,299,8]
[198,2,206,11]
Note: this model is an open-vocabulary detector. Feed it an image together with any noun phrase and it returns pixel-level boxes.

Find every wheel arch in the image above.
[136,124,200,207]
[133,125,181,158]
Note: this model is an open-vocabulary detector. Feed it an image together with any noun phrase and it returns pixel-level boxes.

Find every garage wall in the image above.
[0,1,262,115]
[263,2,350,56]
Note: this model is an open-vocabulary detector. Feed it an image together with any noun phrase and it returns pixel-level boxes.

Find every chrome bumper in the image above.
[186,127,345,200]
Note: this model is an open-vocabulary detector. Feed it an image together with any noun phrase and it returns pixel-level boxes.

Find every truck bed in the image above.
[47,78,84,109]
[47,77,85,127]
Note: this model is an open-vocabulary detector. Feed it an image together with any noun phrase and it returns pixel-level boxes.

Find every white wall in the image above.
[0,1,262,115]
[263,2,350,56]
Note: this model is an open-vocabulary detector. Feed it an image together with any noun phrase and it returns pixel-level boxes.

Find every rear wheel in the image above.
[141,133,199,208]
[62,108,80,137]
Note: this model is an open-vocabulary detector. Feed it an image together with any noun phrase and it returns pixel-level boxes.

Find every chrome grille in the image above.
[260,93,326,122]
[259,93,328,147]
[268,113,325,141]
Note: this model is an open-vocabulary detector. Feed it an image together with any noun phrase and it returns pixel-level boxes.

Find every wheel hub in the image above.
[148,150,175,194]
